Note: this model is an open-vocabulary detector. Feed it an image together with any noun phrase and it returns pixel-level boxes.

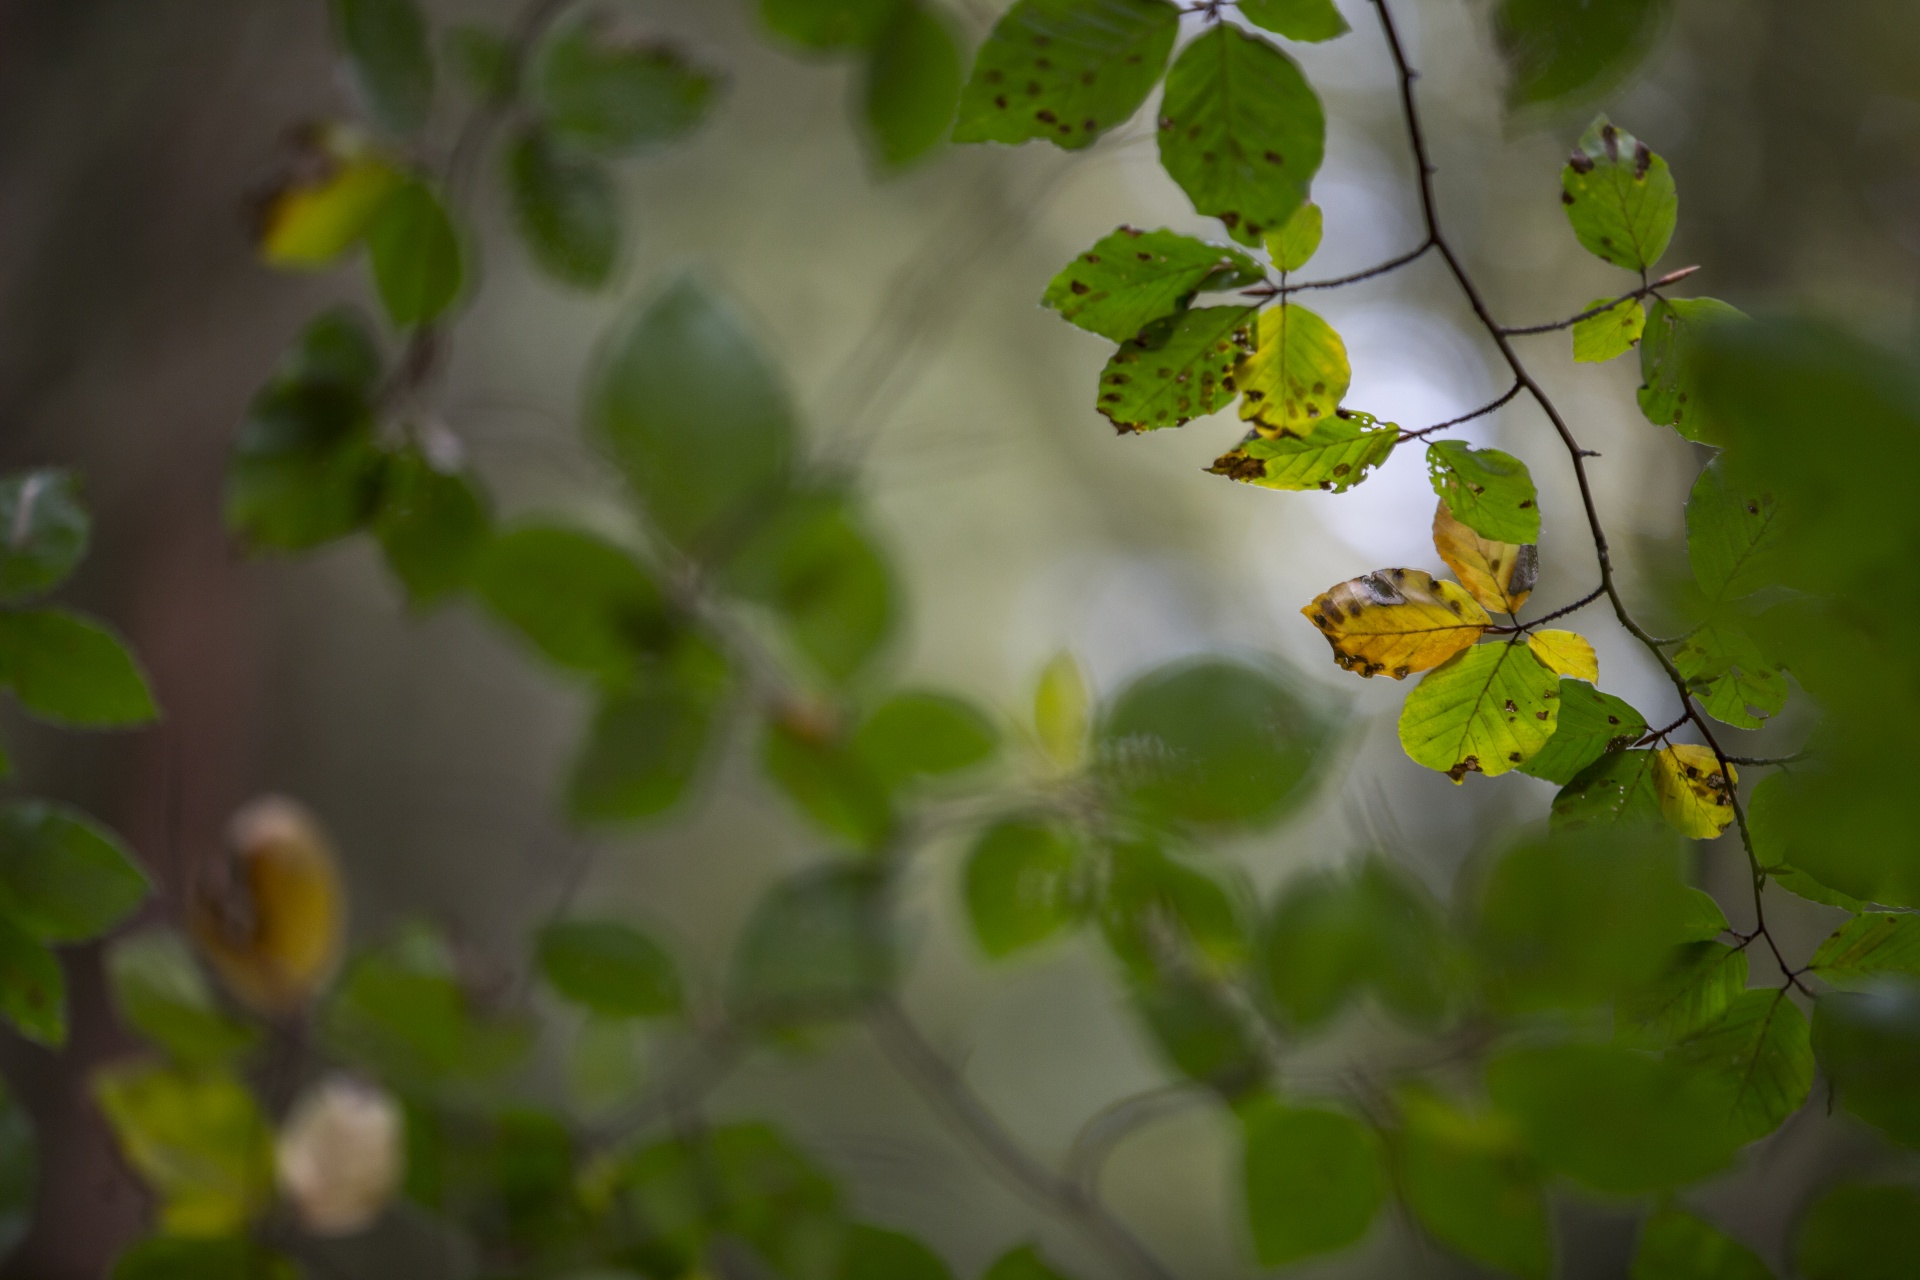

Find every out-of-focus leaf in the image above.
[1573,297,1645,363]
[1394,1088,1551,1280]
[445,25,516,104]
[1794,1182,1920,1280]
[537,920,682,1019]
[727,865,893,1027]
[1494,0,1670,110]
[1670,988,1813,1144]
[1433,499,1535,615]
[1097,305,1253,432]
[1158,24,1323,246]
[0,470,88,603]
[728,491,895,684]
[1100,841,1250,979]
[0,801,146,943]
[983,1244,1076,1280]
[1526,629,1597,683]
[965,819,1083,958]
[328,0,435,134]
[94,1061,274,1236]
[1400,641,1559,781]
[568,637,730,824]
[506,126,620,289]
[373,445,490,606]
[953,0,1177,151]
[1521,680,1645,785]
[1810,914,1920,987]
[1426,441,1540,543]
[255,129,404,267]
[1747,773,1864,910]
[1561,116,1677,272]
[0,917,62,1046]
[1631,1207,1773,1280]
[1044,227,1262,343]
[1131,969,1261,1094]
[1550,746,1662,830]
[1033,651,1090,769]
[1302,568,1489,680]
[1639,297,1745,440]
[111,1238,300,1280]
[760,0,902,51]
[1211,408,1397,492]
[1653,744,1738,839]
[762,713,894,848]
[1234,302,1348,434]
[473,523,672,686]
[0,609,157,727]
[1615,941,1747,1050]
[1260,857,1453,1029]
[853,691,998,790]
[1671,623,1786,731]
[225,379,385,551]
[493,1107,576,1248]
[703,1122,845,1274]
[839,1222,954,1280]
[1264,201,1323,271]
[864,3,962,169]
[324,934,532,1092]
[533,19,719,154]
[1811,981,1920,1149]
[107,929,259,1067]
[1687,457,1781,605]
[1239,0,1348,42]
[1241,1098,1384,1267]
[366,179,462,327]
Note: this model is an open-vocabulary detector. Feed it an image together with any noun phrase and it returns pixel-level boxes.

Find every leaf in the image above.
[323,931,531,1090]
[965,819,1084,958]
[506,127,620,289]
[1811,982,1920,1148]
[1671,622,1786,731]
[727,865,893,1027]
[1573,297,1645,363]
[328,0,435,134]
[1427,441,1540,543]
[93,1061,274,1235]
[983,1244,1077,1280]
[759,0,901,51]
[225,382,385,552]
[0,608,157,727]
[1302,568,1490,680]
[864,3,963,168]
[838,1223,955,1280]
[1687,456,1782,604]
[1561,117,1678,272]
[107,928,259,1067]
[0,916,63,1046]
[1615,941,1748,1049]
[1264,200,1323,271]
[1631,1207,1773,1280]
[1099,841,1250,978]
[536,920,682,1018]
[1044,227,1262,343]
[473,524,672,686]
[1240,1099,1384,1267]
[1494,0,1670,109]
[1234,302,1349,433]
[567,639,730,824]
[1239,0,1349,43]
[0,469,88,602]
[1399,641,1560,781]
[590,277,796,552]
[1653,744,1738,840]
[1747,773,1865,910]
[1394,1089,1552,1280]
[1096,305,1252,432]
[1033,651,1090,768]
[0,801,147,942]
[952,0,1178,151]
[1639,297,1746,440]
[1157,24,1325,247]
[532,19,719,154]
[1810,914,1920,987]
[1211,409,1397,492]
[1551,746,1662,829]
[761,714,894,849]
[111,1238,300,1280]
[1669,987,1813,1145]
[445,25,517,104]
[373,445,490,606]
[1795,1183,1920,1280]
[365,179,462,328]
[1131,969,1261,1092]
[255,132,405,267]
[1526,629,1598,682]
[725,491,895,683]
[1433,499,1535,615]
[1097,657,1330,830]
[853,691,999,790]
[1260,857,1454,1029]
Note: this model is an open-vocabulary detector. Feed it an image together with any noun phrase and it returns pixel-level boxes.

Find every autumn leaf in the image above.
[1211,411,1396,492]
[254,124,404,268]
[1653,745,1738,840]
[1302,569,1490,679]
[1399,640,1561,781]
[1431,500,1535,614]
[1235,303,1349,435]
[1526,630,1598,683]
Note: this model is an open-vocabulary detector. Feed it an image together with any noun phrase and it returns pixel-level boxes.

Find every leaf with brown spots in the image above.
[1096,305,1253,432]
[1210,410,1395,492]
[1560,116,1677,273]
[1526,630,1598,683]
[1572,296,1644,363]
[1235,303,1349,435]
[1520,680,1647,785]
[1427,441,1540,543]
[1301,568,1490,680]
[1653,744,1737,840]
[1044,227,1263,343]
[1637,296,1745,441]
[1398,640,1561,782]
[1431,500,1535,615]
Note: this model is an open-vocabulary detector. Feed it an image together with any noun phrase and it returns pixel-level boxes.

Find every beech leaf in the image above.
[1234,302,1349,434]
[1210,410,1395,492]
[1433,499,1536,615]
[1526,630,1598,683]
[1301,568,1489,680]
[1652,744,1737,840]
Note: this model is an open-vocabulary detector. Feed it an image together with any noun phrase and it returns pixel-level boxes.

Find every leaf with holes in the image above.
[1399,641,1561,781]
[1210,410,1395,492]
[1672,622,1786,730]
[1235,302,1349,434]
[1302,568,1490,679]
[1521,680,1647,785]
[1639,297,1746,440]
[1573,297,1644,363]
[1096,305,1252,432]
[1687,457,1782,604]
[1653,744,1738,840]
[1809,914,1920,988]
[1561,116,1677,272]
[1527,630,1598,683]
[1670,987,1813,1145]
[1433,499,1535,615]
[1427,441,1540,543]
[1044,227,1262,343]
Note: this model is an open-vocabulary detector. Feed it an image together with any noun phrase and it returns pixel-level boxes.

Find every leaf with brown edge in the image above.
[1526,630,1597,683]
[1653,744,1737,840]
[1234,302,1349,436]
[1302,569,1490,680]
[1432,500,1535,614]
[1097,306,1253,432]
[1210,410,1395,492]
[1398,640,1561,781]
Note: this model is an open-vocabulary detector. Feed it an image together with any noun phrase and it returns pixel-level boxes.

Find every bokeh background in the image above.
[1,0,1915,1274]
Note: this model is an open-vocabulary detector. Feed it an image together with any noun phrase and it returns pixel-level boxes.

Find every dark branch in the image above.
[1485,584,1606,633]
[1396,380,1523,443]
[1498,266,1703,336]
[1725,752,1811,768]
[1241,239,1435,300]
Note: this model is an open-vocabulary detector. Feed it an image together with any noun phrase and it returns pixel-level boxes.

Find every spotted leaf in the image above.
[1302,568,1490,680]
[1432,499,1535,615]
[1560,116,1676,272]
[1398,640,1560,781]
[1210,410,1395,492]
[1652,744,1737,840]
[1235,303,1349,435]
[1044,227,1262,343]
[1096,305,1252,432]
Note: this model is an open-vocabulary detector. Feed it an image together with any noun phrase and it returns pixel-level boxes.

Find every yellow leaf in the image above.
[94,1060,274,1236]
[1526,630,1598,683]
[189,796,346,1017]
[1431,500,1535,614]
[1033,650,1089,769]
[256,125,403,268]
[1303,569,1491,679]
[1654,745,1738,839]
[1235,303,1350,436]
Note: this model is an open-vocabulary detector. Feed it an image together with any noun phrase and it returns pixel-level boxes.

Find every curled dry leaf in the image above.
[276,1075,403,1236]
[1431,500,1535,614]
[1302,568,1490,679]
[1653,745,1738,840]
[1526,630,1598,683]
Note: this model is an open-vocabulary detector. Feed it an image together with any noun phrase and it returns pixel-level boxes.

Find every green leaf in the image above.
[0,608,157,727]
[1519,679,1648,785]
[728,865,893,1027]
[1033,651,1090,768]
[506,127,620,289]
[1671,622,1787,730]
[225,381,385,552]
[373,446,490,606]
[106,928,259,1066]
[473,523,672,686]
[1561,117,1677,272]
[1631,1207,1773,1280]
[366,179,462,327]
[983,1244,1076,1280]
[1209,409,1397,492]
[1485,1042,1738,1195]
[568,638,730,824]
[853,691,998,791]
[839,1223,954,1280]
[0,801,147,942]
[1639,297,1746,440]
[965,818,1083,958]
[533,19,719,154]
[1669,988,1813,1145]
[0,916,63,1046]
[590,277,796,552]
[1572,297,1645,363]
[324,934,532,1091]
[1096,305,1253,432]
[1551,746,1663,830]
[93,1062,274,1235]
[1098,657,1329,830]
[537,920,683,1018]
[1494,0,1670,109]
[761,716,894,849]
[0,470,88,602]
[1241,1098,1384,1267]
[1399,641,1559,781]
[111,1238,300,1280]
[1748,773,1865,910]
[953,0,1178,151]
[1394,1089,1552,1280]
[1044,227,1263,343]
[1811,982,1920,1149]
[1131,969,1261,1093]
[726,491,895,683]
[1239,0,1349,43]
[1263,200,1323,271]
[1810,914,1920,987]
[445,25,517,104]
[1615,941,1747,1049]
[1235,302,1349,433]
[1426,441,1540,543]
[1795,1183,1920,1280]
[1687,456,1781,604]
[1157,24,1324,246]
[1100,841,1250,978]
[760,0,902,51]
[1260,857,1452,1029]
[328,0,436,134]
[864,3,963,169]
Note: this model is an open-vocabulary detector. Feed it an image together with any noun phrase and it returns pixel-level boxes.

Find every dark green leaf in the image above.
[111,1238,299,1280]
[1671,622,1786,730]
[1045,227,1262,343]
[225,381,385,551]
[1157,23,1324,246]
[568,638,730,824]
[1560,116,1677,272]
[1669,988,1813,1145]
[533,20,719,154]
[1810,914,1920,987]
[506,127,620,289]
[590,277,796,552]
[965,818,1084,958]
[1794,1182,1920,1280]
[329,0,436,133]
[1550,746,1662,830]
[1639,297,1745,440]
[93,1061,274,1234]
[279,307,385,391]
[1132,970,1261,1094]
[1210,410,1397,492]
[1493,0,1670,109]
[1615,941,1747,1049]
[1631,1207,1773,1280]
[1260,857,1452,1029]
[1687,456,1782,605]
[727,491,895,683]
[1747,772,1864,910]
[1520,679,1648,785]
[537,920,682,1018]
[1812,981,1920,1149]
[373,446,490,606]
[1239,0,1349,42]
[1426,441,1540,543]
[0,470,88,602]
[107,928,259,1066]
[0,608,157,727]
[0,916,62,1046]
[1096,305,1253,432]
[727,865,893,1027]
[1241,1098,1384,1267]
[1395,1088,1552,1280]
[366,179,463,327]
[761,715,894,849]
[445,25,517,104]
[1099,841,1250,979]
[703,1122,845,1273]
[324,934,533,1092]
[864,3,963,168]
[760,0,902,51]
[473,523,672,686]
[983,1244,1076,1280]
[839,1222,954,1280]
[0,801,146,943]
[953,0,1177,151]
[853,691,998,790]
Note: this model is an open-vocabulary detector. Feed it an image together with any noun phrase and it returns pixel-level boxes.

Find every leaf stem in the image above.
[1497,266,1702,336]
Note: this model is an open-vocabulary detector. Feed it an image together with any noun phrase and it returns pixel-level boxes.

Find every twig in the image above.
[1395,380,1522,443]
[1724,752,1810,768]
[1064,1084,1208,1196]
[1498,266,1703,335]
[1242,238,1434,299]
[1485,584,1605,634]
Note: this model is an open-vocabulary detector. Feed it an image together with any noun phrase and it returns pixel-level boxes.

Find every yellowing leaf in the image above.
[1526,630,1598,683]
[256,127,404,268]
[1431,500,1534,614]
[1654,745,1738,840]
[1210,410,1396,492]
[1033,651,1089,769]
[189,796,346,1016]
[1302,569,1489,680]
[1265,201,1323,273]
[94,1060,274,1236]
[1571,297,1644,363]
[1398,641,1561,781]
[1236,302,1349,435]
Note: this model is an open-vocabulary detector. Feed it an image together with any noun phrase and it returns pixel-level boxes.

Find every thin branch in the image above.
[1498,266,1703,336]
[1725,752,1811,768]
[1486,584,1606,634]
[1395,380,1522,443]
[1063,1084,1208,1197]
[1241,239,1435,299]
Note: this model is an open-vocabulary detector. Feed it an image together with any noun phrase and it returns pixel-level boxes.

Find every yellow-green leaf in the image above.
[1265,201,1323,273]
[1302,568,1490,679]
[1398,641,1560,781]
[1653,744,1737,839]
[1235,303,1349,435]
[94,1061,274,1236]
[1526,630,1598,683]
[1210,410,1395,492]
[256,128,404,268]
[1432,500,1535,614]
[1572,297,1644,363]
[1033,651,1089,769]
[1098,306,1253,432]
